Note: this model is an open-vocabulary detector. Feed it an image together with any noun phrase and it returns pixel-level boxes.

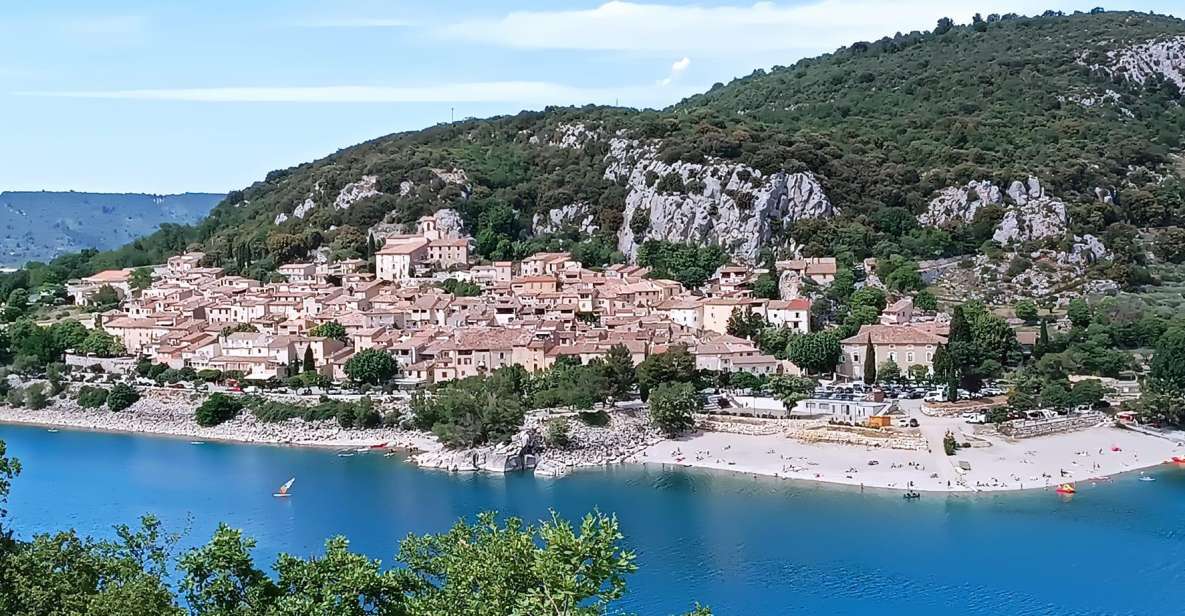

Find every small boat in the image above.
[354,447,370,453]
[1139,476,1156,482]
[1170,456,1185,464]
[47,429,59,433]
[273,477,295,498]
[337,451,355,458]
[1055,483,1076,494]
[903,491,921,500]
[189,441,204,445]
[369,442,389,450]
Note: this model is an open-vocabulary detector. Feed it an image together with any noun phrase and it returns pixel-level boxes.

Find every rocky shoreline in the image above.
[0,389,439,452]
[0,390,664,477]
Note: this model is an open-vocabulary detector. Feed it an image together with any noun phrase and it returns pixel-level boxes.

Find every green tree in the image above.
[1014,300,1039,323]
[545,417,572,449]
[310,321,348,342]
[766,374,817,406]
[786,331,842,374]
[23,383,47,410]
[1150,328,1185,390]
[600,344,636,401]
[647,381,701,437]
[302,345,315,372]
[91,285,121,310]
[107,383,140,412]
[1067,298,1092,329]
[194,393,243,427]
[79,328,125,357]
[49,319,88,353]
[344,349,397,385]
[130,267,153,291]
[3,288,28,322]
[635,345,697,399]
[878,360,901,383]
[77,385,110,409]
[850,287,887,313]
[1070,379,1107,408]
[913,289,938,312]
[862,339,877,384]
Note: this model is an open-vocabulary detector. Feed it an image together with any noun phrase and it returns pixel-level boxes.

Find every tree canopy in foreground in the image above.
[0,441,709,615]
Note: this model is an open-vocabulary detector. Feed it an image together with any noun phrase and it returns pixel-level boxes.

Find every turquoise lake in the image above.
[2,423,1184,615]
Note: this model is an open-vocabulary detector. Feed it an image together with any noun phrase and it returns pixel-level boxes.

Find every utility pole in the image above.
[450,107,454,123]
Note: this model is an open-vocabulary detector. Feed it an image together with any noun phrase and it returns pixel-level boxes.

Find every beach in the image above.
[629,414,1185,492]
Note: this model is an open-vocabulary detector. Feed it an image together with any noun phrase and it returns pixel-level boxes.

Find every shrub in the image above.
[77,385,110,409]
[5,388,23,407]
[577,410,610,427]
[545,418,572,449]
[24,384,47,410]
[195,393,243,427]
[107,383,140,412]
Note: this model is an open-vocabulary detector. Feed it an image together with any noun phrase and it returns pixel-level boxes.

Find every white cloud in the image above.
[658,56,691,86]
[441,0,1075,54]
[63,15,149,36]
[19,81,700,107]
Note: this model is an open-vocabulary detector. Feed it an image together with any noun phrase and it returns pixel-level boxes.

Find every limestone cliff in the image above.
[918,177,1070,245]
[601,137,835,263]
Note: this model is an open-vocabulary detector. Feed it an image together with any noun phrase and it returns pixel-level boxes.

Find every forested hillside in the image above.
[8,9,1185,292]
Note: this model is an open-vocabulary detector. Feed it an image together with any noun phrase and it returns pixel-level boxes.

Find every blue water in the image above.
[2,424,1184,616]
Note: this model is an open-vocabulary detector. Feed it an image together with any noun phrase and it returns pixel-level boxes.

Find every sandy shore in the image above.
[628,419,1184,492]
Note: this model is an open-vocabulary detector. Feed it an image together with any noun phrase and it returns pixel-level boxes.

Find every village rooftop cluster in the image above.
[67,214,951,388]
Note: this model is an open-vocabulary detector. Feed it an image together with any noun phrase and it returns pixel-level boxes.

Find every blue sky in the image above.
[2,0,1181,194]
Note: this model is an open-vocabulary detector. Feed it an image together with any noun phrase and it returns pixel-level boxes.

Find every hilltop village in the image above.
[73,213,857,386]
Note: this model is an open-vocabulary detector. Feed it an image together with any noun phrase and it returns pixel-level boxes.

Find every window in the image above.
[888,352,897,361]
[907,352,915,363]
[927,352,933,361]
[852,354,860,363]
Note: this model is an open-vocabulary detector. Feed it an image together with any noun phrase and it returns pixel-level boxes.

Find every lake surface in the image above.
[2,423,1184,615]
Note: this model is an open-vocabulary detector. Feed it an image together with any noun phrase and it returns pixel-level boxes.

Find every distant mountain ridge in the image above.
[0,191,222,267]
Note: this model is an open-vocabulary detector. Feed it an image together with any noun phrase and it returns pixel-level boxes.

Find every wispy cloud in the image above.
[441,0,1072,54]
[63,15,149,36]
[658,57,691,86]
[18,81,700,107]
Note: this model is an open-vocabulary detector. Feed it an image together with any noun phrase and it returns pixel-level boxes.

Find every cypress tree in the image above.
[1035,318,1050,358]
[863,338,877,384]
[303,345,315,372]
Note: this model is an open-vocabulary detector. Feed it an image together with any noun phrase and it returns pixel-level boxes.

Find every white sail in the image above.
[277,478,295,495]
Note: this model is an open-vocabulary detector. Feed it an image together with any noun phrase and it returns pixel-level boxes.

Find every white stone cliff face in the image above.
[603,137,835,263]
[1089,36,1185,90]
[333,175,380,210]
[918,177,1069,245]
[275,168,472,226]
[532,202,599,236]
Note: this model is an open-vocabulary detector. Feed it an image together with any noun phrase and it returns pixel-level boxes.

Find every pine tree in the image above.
[863,337,877,385]
[303,345,315,372]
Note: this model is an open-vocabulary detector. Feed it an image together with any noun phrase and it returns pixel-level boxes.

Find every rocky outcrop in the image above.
[993,180,1068,244]
[532,202,599,236]
[333,175,380,210]
[919,177,1069,245]
[368,207,466,244]
[918,180,1001,227]
[1089,36,1185,90]
[605,137,835,263]
[412,427,542,473]
[549,122,602,149]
